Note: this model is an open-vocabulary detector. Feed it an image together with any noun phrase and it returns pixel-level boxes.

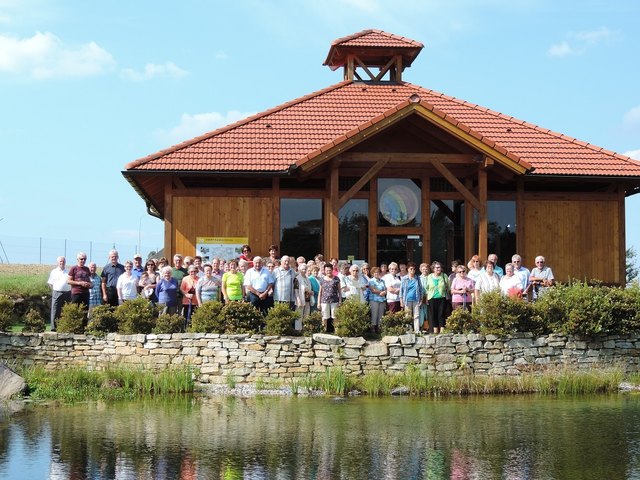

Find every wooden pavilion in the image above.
[123,30,640,284]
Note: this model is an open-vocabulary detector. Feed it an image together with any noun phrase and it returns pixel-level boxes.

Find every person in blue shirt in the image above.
[399,262,424,333]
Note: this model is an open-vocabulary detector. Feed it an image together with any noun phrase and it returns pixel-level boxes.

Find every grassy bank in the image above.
[290,366,638,397]
[0,264,50,297]
[19,365,195,402]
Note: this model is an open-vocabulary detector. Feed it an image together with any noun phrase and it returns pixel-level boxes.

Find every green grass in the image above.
[0,271,49,296]
[18,364,196,402]
[289,366,631,397]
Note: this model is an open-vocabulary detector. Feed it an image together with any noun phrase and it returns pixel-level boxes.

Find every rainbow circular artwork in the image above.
[379,185,419,225]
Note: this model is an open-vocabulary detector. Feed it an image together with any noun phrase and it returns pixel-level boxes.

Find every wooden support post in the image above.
[369,178,378,268]
[478,168,488,261]
[618,187,626,285]
[272,178,280,248]
[516,178,525,257]
[327,159,340,259]
[164,177,174,260]
[421,175,431,264]
[464,178,474,262]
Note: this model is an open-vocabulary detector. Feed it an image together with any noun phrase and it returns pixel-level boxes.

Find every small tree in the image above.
[264,303,298,336]
[221,301,262,334]
[0,294,14,332]
[22,308,46,333]
[57,303,86,334]
[189,301,225,333]
[334,299,370,337]
[114,297,156,334]
[85,304,118,337]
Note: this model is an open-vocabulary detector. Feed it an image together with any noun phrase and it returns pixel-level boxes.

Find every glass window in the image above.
[487,200,516,266]
[280,199,322,260]
[376,235,422,266]
[377,179,421,227]
[430,200,465,267]
[339,199,368,261]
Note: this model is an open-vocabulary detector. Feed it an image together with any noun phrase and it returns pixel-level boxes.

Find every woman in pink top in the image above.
[450,265,475,311]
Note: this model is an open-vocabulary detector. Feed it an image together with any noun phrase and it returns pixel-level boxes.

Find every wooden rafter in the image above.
[340,152,476,164]
[338,156,389,208]
[431,159,481,211]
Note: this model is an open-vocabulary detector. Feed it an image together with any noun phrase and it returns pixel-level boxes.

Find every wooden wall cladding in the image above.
[172,196,275,259]
[521,198,621,284]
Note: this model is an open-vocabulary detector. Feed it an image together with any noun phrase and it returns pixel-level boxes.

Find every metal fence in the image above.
[0,234,162,265]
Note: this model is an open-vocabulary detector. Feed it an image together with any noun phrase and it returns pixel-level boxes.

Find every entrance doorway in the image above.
[376,235,422,265]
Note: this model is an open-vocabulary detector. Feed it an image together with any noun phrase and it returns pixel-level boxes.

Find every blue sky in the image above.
[1,0,639,265]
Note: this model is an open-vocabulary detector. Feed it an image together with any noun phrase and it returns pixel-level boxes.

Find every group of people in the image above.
[47,245,555,335]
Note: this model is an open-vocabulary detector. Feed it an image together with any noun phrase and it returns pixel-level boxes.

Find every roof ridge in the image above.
[126,80,353,170]
[330,29,423,48]
[408,83,640,167]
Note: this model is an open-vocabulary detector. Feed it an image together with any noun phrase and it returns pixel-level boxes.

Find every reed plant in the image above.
[20,364,195,402]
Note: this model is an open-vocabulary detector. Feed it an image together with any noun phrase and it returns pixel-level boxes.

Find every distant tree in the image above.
[627,247,639,284]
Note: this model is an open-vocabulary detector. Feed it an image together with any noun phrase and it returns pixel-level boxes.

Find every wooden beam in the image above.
[421,175,431,264]
[341,152,476,164]
[272,178,280,248]
[395,55,402,82]
[464,178,474,262]
[431,159,482,211]
[354,56,376,80]
[374,56,396,81]
[338,157,389,208]
[173,177,186,189]
[164,178,173,259]
[369,179,378,268]
[516,178,525,255]
[327,158,340,259]
[618,186,626,285]
[478,168,488,261]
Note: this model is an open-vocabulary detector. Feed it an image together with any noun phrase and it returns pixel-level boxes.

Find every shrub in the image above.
[610,284,640,333]
[85,304,118,337]
[264,302,298,336]
[57,303,86,334]
[153,313,185,334]
[188,301,225,333]
[334,299,370,337]
[445,307,476,334]
[221,301,262,334]
[380,310,412,336]
[114,297,156,335]
[0,294,14,332]
[473,291,545,336]
[303,311,323,336]
[22,308,45,333]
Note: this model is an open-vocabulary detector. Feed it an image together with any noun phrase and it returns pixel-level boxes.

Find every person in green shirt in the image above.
[426,261,449,334]
[222,259,245,302]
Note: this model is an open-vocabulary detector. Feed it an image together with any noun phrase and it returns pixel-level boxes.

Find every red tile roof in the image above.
[329,29,423,49]
[126,81,640,178]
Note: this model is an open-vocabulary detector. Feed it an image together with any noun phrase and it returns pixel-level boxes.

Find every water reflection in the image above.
[1,395,640,479]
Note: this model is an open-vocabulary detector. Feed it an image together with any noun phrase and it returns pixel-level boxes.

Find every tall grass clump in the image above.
[358,370,398,396]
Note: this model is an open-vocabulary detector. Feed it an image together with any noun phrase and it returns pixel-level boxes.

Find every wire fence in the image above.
[0,234,162,265]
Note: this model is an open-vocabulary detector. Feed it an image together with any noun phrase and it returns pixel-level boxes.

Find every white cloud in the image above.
[624,149,640,160]
[548,41,575,58]
[155,110,256,145]
[120,61,188,82]
[548,26,616,58]
[0,31,115,78]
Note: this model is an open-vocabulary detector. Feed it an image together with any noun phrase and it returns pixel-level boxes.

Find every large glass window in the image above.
[376,235,422,265]
[430,200,465,267]
[487,200,516,266]
[339,199,368,261]
[377,179,421,227]
[280,199,322,260]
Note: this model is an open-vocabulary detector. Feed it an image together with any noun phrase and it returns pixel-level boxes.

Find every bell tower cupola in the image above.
[323,29,424,82]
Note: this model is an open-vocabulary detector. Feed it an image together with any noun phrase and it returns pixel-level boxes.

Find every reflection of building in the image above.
[124,30,640,283]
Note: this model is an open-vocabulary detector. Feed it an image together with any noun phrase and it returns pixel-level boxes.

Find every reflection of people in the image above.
[48,256,71,331]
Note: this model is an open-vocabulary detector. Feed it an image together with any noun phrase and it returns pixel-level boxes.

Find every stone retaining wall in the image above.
[1,332,639,383]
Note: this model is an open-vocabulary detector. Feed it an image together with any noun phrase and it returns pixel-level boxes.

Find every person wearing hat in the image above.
[132,253,144,280]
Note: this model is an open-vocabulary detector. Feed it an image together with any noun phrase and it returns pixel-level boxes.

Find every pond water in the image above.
[1,394,640,479]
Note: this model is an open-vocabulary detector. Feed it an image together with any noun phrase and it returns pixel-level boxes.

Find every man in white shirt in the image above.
[47,256,71,331]
[243,256,275,314]
[511,254,531,297]
[273,255,296,310]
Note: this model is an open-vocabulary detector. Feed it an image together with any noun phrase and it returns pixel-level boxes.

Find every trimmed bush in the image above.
[0,294,14,331]
[188,301,225,333]
[334,299,370,337]
[380,310,412,336]
[303,311,323,336]
[22,307,45,333]
[264,302,298,336]
[221,301,262,334]
[57,303,86,334]
[153,313,185,334]
[114,297,156,335]
[445,307,476,334]
[473,291,545,336]
[85,304,118,337]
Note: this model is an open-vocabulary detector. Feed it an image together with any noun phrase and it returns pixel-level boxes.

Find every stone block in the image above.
[452,334,468,344]
[364,343,388,357]
[488,353,504,362]
[342,348,361,359]
[345,337,366,347]
[399,333,416,345]
[403,347,418,357]
[455,345,470,354]
[506,338,533,349]
[538,347,555,356]
[436,335,453,346]
[313,334,343,345]
[436,353,456,363]
[382,336,399,344]
[390,347,403,357]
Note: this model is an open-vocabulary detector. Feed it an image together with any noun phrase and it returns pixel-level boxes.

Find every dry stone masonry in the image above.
[1,332,639,383]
